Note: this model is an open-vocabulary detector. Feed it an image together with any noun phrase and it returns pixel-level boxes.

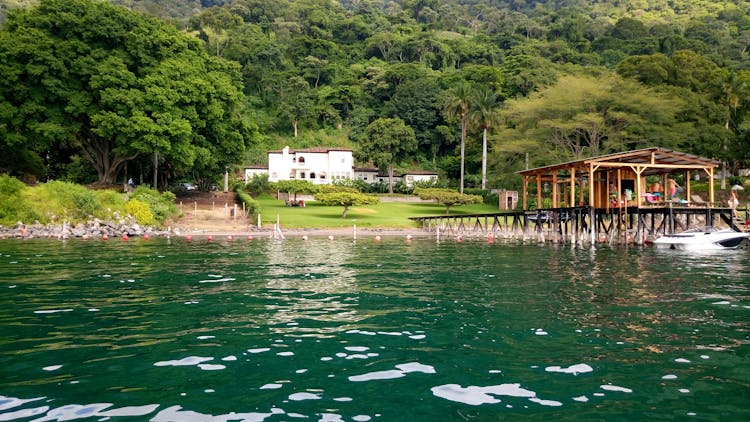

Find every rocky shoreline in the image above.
[0,220,174,240]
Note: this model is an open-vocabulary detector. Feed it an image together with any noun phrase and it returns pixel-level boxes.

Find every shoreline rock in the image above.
[0,220,175,240]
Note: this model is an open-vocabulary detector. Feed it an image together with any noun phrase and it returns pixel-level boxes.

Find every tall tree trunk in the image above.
[152,151,158,190]
[387,165,394,194]
[481,126,488,190]
[293,119,298,138]
[460,115,467,194]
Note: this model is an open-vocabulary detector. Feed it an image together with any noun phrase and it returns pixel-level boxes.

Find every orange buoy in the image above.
[121,233,129,241]
[247,235,253,241]
[185,235,193,242]
[227,235,233,241]
[207,235,213,242]
[102,234,109,241]
[143,233,150,240]
[456,235,463,243]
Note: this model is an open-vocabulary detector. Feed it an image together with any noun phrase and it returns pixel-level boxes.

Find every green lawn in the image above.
[254,195,502,229]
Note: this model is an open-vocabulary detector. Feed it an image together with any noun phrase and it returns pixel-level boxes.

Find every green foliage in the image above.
[245,173,270,196]
[72,190,100,219]
[235,187,260,217]
[0,174,33,225]
[414,188,483,214]
[317,184,359,194]
[314,191,379,218]
[125,199,156,226]
[273,180,318,196]
[130,186,177,226]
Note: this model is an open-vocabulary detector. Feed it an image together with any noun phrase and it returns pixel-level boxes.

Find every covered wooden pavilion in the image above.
[518,147,721,211]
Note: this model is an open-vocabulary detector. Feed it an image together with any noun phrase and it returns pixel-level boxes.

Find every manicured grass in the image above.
[254,195,502,229]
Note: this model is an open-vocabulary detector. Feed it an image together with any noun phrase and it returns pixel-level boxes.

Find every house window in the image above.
[300,172,306,179]
[271,172,277,179]
[310,172,316,179]
[298,156,306,164]
[320,173,326,179]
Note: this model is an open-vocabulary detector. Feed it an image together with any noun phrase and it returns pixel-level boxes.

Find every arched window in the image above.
[310,172,316,179]
[298,156,306,164]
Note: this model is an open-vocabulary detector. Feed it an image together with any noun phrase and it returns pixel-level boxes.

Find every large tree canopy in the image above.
[0,0,254,185]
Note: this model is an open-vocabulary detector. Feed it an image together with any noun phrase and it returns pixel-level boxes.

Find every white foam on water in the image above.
[529,397,563,407]
[333,397,353,402]
[248,348,270,353]
[662,374,678,380]
[319,413,344,421]
[260,383,283,390]
[700,355,710,359]
[348,369,405,382]
[534,329,548,336]
[377,331,403,336]
[321,357,333,361]
[396,362,436,374]
[0,405,51,419]
[409,334,426,339]
[336,352,347,358]
[679,388,690,393]
[489,370,502,374]
[34,309,73,314]
[345,346,369,352]
[600,384,632,393]
[277,351,294,357]
[352,415,371,421]
[222,356,237,361]
[196,335,215,340]
[346,354,370,360]
[150,405,280,421]
[431,383,537,406]
[573,395,589,402]
[675,358,691,363]
[42,365,62,371]
[198,364,225,371]
[204,389,214,393]
[288,392,321,401]
[98,405,160,417]
[87,308,100,312]
[0,396,46,411]
[545,363,593,375]
[198,277,236,283]
[153,356,213,367]
[712,301,730,305]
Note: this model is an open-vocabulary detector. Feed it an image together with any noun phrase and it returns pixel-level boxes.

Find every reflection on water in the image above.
[0,238,748,421]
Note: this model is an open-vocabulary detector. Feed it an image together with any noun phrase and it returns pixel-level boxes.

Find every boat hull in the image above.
[653,228,749,250]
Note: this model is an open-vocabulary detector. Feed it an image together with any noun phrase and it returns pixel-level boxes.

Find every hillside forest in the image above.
[1,0,749,192]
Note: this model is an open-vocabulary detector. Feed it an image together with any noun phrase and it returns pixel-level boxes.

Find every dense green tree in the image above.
[314,191,379,218]
[500,73,689,161]
[413,187,482,214]
[469,88,502,189]
[444,82,474,193]
[0,0,252,186]
[357,117,417,193]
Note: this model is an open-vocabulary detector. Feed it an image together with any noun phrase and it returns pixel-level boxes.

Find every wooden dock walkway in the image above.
[410,205,748,245]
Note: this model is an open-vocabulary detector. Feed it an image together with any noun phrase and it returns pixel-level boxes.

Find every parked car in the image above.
[178,182,196,191]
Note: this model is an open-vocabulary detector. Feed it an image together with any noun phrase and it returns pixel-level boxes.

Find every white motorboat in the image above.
[652,227,750,250]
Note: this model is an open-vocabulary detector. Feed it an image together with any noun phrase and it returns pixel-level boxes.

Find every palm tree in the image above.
[469,88,502,190]
[444,82,474,193]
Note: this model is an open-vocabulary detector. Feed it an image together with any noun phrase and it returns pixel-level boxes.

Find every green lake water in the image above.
[0,237,748,421]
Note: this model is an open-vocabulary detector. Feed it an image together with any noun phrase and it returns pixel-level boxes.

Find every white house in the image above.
[402,170,439,186]
[264,146,354,184]
[244,146,438,187]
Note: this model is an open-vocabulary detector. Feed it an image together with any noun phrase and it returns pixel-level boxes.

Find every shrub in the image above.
[130,186,177,226]
[0,174,35,225]
[246,173,270,196]
[72,190,100,219]
[235,187,260,217]
[125,199,156,226]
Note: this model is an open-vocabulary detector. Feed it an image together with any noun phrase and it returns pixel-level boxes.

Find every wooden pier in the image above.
[410,205,748,245]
